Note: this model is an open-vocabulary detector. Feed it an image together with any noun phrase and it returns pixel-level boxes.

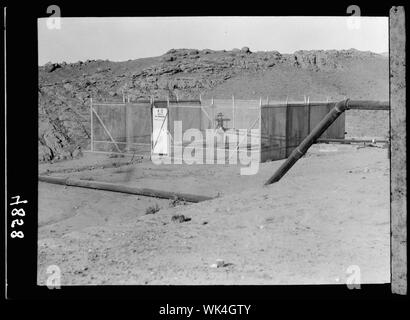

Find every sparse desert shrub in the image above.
[145,204,160,215]
[171,214,191,223]
[169,197,187,207]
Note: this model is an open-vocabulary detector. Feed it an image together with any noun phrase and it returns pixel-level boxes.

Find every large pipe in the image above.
[261,100,389,110]
[347,100,389,110]
[39,175,214,203]
[264,99,350,185]
[316,138,389,144]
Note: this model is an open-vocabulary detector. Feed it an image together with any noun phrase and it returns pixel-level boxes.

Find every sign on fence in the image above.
[152,107,169,156]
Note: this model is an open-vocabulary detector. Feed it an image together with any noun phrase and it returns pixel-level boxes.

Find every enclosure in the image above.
[90,97,346,163]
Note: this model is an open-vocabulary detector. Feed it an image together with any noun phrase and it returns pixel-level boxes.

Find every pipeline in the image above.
[39,175,214,203]
[346,100,389,110]
[316,138,389,144]
[264,99,351,185]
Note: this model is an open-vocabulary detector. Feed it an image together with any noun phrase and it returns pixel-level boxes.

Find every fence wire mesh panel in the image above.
[261,105,287,161]
[125,102,152,155]
[208,99,234,130]
[164,99,261,163]
[168,101,202,136]
[286,104,310,156]
[91,101,152,156]
[92,103,127,153]
[233,99,261,130]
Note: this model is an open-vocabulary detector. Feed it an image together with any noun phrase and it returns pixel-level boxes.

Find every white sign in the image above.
[152,107,168,155]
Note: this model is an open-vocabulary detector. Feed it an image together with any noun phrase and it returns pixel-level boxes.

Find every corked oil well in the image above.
[39,96,389,201]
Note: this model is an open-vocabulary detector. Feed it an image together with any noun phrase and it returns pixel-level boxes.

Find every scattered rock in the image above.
[169,197,186,207]
[241,46,251,53]
[210,259,230,268]
[44,62,61,73]
[216,259,225,267]
[145,204,160,215]
[171,214,191,223]
[162,55,176,62]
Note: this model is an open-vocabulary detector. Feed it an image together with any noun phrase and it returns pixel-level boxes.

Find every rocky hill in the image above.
[38,48,388,162]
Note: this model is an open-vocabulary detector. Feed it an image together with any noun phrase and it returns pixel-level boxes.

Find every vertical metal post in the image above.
[307,96,311,134]
[211,96,215,129]
[199,97,202,132]
[90,97,94,152]
[232,95,235,130]
[259,97,262,162]
[285,96,289,157]
[125,99,133,152]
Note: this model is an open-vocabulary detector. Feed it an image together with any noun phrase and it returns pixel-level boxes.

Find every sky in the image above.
[38,16,388,65]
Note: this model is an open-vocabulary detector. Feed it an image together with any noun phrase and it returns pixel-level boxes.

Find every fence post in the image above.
[211,96,215,129]
[125,98,133,152]
[259,97,262,163]
[285,96,290,157]
[307,96,311,134]
[232,95,235,130]
[90,97,94,152]
[199,96,202,132]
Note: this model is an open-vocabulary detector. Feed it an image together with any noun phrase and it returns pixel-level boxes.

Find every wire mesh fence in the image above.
[89,97,346,162]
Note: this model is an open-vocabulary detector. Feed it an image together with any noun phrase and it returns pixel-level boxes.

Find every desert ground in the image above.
[38,142,390,285]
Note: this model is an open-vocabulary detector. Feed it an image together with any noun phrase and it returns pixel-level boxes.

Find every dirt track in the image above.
[37,143,390,285]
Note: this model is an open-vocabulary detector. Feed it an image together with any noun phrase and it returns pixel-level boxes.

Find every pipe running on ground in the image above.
[38,175,214,203]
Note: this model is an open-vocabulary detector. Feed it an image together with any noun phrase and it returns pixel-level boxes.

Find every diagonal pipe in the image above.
[264,99,351,185]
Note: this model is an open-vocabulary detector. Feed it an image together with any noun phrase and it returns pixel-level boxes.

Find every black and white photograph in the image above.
[3,3,407,302]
